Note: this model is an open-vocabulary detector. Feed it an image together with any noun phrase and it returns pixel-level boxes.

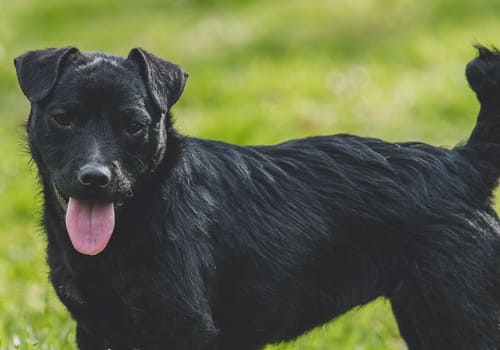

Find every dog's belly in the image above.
[212,239,399,347]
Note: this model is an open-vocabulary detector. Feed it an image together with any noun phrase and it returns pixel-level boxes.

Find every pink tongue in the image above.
[65,198,115,255]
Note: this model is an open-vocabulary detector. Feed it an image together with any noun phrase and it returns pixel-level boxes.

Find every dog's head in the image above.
[14,46,188,256]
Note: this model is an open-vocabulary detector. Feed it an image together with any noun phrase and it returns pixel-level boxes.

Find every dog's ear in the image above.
[128,48,188,112]
[14,46,80,103]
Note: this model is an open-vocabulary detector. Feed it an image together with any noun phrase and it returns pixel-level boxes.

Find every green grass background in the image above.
[1,0,499,349]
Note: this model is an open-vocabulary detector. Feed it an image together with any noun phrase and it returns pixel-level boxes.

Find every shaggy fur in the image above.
[14,45,500,350]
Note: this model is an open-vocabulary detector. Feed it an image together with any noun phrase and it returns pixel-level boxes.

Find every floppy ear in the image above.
[14,46,79,103]
[128,48,188,112]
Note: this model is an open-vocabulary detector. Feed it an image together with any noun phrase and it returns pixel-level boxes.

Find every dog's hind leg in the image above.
[389,229,500,349]
[390,276,500,350]
[389,299,424,350]
[391,291,500,350]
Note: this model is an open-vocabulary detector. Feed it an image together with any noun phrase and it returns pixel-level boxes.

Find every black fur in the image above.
[14,46,500,350]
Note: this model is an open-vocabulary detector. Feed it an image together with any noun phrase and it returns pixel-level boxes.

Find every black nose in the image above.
[77,164,111,188]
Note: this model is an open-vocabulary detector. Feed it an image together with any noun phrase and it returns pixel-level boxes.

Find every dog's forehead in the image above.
[74,53,123,72]
[53,52,147,103]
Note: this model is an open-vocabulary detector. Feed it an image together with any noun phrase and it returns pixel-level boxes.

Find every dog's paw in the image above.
[466,45,500,101]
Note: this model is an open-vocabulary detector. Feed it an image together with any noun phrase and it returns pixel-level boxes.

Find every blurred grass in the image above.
[0,0,499,349]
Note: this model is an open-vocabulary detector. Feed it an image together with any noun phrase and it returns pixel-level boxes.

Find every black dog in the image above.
[14,46,500,350]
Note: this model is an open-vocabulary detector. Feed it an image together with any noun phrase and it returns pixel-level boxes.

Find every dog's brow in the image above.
[119,101,148,114]
[120,106,147,114]
[47,101,80,110]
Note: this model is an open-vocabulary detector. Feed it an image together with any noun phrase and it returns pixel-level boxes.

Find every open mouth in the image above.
[53,183,115,256]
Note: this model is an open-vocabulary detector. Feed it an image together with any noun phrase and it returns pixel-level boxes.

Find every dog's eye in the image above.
[124,122,145,135]
[50,111,72,128]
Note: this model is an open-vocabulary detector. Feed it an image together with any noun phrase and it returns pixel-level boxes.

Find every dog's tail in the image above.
[460,45,500,188]
[461,45,500,185]
[466,45,500,146]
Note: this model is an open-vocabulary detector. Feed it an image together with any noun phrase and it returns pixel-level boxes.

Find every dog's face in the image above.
[14,47,188,256]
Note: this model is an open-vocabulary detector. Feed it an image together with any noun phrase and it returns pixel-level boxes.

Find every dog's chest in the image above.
[53,263,142,330]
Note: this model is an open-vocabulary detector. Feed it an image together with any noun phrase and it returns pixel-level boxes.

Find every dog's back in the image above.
[181,131,500,349]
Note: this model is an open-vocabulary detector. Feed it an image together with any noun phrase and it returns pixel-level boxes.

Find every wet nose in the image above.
[77,164,111,188]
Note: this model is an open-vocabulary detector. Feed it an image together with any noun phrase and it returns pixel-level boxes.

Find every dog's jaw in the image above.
[53,183,68,211]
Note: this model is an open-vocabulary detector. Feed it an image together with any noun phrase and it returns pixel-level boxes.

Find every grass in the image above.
[0,0,499,348]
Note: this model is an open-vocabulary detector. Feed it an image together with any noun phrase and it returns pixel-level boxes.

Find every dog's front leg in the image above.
[118,271,219,350]
[123,297,219,350]
[76,322,117,350]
